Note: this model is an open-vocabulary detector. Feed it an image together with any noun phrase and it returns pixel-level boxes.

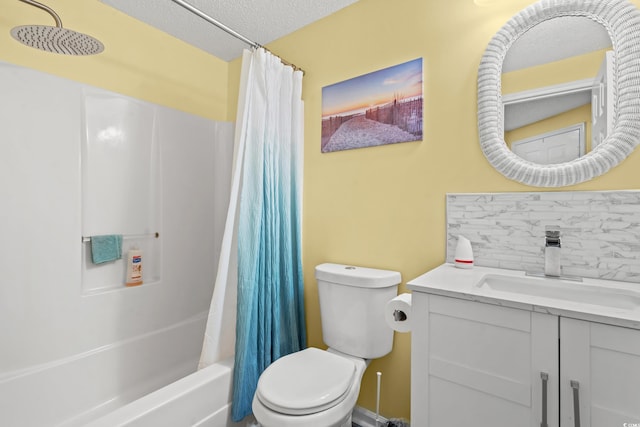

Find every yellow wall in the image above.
[0,0,229,120]
[265,0,640,420]
[6,0,640,422]
[502,48,607,94]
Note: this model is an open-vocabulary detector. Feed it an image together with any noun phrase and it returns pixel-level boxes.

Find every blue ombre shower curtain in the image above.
[231,48,306,421]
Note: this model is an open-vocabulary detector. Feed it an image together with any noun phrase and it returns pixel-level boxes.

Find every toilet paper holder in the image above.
[393,309,407,322]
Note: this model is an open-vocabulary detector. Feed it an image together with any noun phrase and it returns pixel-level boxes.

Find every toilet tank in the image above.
[315,263,401,359]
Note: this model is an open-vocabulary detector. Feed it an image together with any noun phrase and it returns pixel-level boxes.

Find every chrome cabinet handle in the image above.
[540,372,548,427]
[571,380,581,427]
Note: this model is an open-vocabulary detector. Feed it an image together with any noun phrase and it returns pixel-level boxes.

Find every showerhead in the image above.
[11,0,104,56]
[11,25,104,55]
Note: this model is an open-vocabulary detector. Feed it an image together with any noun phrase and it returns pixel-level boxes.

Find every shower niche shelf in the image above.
[81,233,161,294]
[80,89,161,294]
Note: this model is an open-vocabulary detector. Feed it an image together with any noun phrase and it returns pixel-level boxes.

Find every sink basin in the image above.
[475,274,640,310]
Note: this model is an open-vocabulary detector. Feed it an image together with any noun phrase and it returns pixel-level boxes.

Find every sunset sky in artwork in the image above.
[322,58,423,118]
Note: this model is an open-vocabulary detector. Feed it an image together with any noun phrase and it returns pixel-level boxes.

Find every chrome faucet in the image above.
[544,225,562,277]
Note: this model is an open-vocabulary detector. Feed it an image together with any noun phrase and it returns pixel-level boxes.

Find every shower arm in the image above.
[18,0,63,28]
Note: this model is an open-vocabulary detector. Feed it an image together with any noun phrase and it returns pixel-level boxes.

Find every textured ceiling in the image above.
[503,16,612,72]
[99,0,359,61]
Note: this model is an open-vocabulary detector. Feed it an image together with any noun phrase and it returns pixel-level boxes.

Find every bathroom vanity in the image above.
[408,263,640,427]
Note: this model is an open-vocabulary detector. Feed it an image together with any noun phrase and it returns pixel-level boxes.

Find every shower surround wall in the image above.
[0,61,233,426]
[447,191,640,283]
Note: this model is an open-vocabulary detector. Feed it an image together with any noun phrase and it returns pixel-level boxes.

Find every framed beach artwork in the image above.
[321,58,423,153]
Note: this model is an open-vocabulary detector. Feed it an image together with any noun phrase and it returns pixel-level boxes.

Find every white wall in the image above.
[0,60,233,378]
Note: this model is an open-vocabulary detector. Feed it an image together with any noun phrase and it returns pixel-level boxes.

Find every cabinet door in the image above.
[561,318,640,427]
[412,294,558,427]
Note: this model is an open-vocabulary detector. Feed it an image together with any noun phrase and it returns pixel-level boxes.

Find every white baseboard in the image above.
[352,406,388,427]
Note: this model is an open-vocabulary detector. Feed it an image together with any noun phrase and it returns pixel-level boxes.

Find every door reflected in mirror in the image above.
[501,16,612,165]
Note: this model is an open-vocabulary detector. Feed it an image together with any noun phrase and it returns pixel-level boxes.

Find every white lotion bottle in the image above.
[454,235,474,269]
[125,249,143,286]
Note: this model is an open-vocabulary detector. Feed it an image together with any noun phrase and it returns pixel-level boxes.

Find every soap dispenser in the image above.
[454,235,474,269]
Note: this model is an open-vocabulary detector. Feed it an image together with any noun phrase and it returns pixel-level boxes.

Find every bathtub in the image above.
[0,312,238,427]
[86,358,241,427]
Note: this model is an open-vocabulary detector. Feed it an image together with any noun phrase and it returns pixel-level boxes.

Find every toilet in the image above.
[252,263,401,427]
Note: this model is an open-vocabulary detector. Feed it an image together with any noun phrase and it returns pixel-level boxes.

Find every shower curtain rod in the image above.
[169,0,305,74]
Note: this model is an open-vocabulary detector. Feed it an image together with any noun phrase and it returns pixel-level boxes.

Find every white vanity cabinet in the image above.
[410,292,640,427]
[410,293,558,427]
[560,318,640,426]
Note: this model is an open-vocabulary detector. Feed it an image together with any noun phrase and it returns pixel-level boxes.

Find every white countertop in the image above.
[407,263,640,330]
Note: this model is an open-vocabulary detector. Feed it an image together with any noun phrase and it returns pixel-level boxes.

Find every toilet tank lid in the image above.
[315,263,401,288]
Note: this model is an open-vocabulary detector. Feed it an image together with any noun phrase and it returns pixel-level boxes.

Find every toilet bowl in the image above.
[252,263,401,427]
[252,348,367,427]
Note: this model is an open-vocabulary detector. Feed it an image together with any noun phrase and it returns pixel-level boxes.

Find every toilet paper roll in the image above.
[385,293,412,333]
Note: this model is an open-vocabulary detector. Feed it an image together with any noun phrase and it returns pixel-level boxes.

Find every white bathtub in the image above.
[0,312,238,427]
[86,358,241,427]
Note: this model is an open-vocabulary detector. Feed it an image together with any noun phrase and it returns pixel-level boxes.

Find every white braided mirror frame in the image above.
[478,0,640,187]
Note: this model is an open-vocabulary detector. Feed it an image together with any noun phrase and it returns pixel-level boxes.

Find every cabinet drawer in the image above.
[428,294,531,332]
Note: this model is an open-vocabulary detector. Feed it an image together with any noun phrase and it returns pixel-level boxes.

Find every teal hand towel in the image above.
[91,235,123,264]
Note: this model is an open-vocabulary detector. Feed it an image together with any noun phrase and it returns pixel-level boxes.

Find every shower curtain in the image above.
[198,48,306,422]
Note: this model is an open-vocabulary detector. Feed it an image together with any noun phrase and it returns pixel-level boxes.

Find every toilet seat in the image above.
[255,348,356,416]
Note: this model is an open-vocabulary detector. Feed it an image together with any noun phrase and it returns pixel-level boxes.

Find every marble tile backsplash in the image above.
[446,191,640,283]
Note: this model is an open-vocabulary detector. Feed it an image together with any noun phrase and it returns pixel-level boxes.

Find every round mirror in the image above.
[478,0,640,187]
